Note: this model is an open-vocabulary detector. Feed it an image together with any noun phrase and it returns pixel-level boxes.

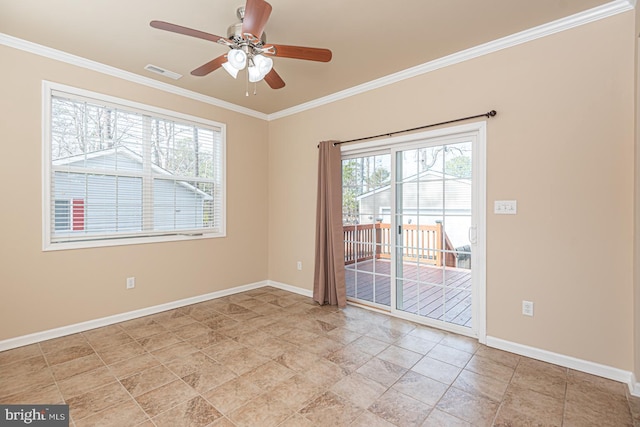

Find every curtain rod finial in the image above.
[488,110,497,117]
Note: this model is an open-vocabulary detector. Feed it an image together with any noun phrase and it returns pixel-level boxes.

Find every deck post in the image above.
[375,222,382,259]
[436,222,443,266]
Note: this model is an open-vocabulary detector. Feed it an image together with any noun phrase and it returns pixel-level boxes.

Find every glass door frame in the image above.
[342,122,486,342]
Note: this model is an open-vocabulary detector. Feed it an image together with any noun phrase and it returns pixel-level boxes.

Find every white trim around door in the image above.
[341,121,487,343]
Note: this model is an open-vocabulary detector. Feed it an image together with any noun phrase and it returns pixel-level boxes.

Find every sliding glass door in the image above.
[393,141,473,327]
[342,124,485,337]
[342,153,392,307]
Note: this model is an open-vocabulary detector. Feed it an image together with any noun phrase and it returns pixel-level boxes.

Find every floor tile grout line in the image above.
[150,304,304,424]
[416,335,474,426]
[135,314,237,424]
[35,341,67,412]
[115,347,182,427]
[3,287,636,426]
[489,355,521,427]
[106,308,239,424]
[375,327,520,426]
[65,321,205,425]
[560,365,569,427]
[65,333,148,425]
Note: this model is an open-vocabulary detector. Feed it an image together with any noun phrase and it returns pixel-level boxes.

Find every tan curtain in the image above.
[313,140,346,307]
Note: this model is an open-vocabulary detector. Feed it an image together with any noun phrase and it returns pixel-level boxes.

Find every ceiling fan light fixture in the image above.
[227,48,247,70]
[222,61,239,78]
[247,64,262,83]
[253,54,273,77]
[247,54,273,82]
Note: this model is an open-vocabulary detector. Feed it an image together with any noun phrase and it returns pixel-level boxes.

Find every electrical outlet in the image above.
[522,300,534,316]
[126,277,135,289]
[296,261,302,271]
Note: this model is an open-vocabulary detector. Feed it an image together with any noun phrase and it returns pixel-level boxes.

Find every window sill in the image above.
[42,231,226,251]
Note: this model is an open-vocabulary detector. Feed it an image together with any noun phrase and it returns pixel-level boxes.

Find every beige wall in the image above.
[268,12,635,370]
[0,45,269,341]
[0,9,636,374]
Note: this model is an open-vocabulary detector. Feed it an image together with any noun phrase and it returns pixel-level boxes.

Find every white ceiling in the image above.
[0,0,617,115]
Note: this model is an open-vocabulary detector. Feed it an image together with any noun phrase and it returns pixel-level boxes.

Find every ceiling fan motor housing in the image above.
[227,7,267,44]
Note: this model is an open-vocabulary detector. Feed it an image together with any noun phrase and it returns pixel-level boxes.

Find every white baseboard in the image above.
[630,373,640,397]
[486,336,636,393]
[267,282,640,394]
[266,280,313,298]
[4,281,637,396]
[0,280,268,352]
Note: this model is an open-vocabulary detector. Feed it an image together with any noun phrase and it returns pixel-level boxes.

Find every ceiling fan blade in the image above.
[150,20,224,43]
[264,68,285,89]
[268,44,332,62]
[242,0,272,39]
[191,54,227,76]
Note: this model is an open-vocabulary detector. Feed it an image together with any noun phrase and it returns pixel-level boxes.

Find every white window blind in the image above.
[43,83,225,250]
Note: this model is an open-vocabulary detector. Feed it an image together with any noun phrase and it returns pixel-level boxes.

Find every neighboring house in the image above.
[52,148,212,236]
[356,169,471,249]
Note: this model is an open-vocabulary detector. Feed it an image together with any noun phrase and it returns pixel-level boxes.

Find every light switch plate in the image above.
[494,200,517,214]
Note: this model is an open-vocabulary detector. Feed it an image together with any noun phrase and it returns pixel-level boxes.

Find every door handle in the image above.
[468,226,477,244]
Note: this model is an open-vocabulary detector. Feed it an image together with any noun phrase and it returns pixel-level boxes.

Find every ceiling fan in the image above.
[150,0,332,91]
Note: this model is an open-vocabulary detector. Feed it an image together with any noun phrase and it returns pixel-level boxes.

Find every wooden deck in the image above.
[345,259,472,327]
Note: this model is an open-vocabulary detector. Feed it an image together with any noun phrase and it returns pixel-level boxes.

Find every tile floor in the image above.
[0,286,638,426]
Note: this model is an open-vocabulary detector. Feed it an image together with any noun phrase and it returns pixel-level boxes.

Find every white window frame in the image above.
[42,81,226,251]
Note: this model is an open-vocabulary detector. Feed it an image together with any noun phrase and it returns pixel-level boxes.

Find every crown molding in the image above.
[0,33,268,121]
[0,0,633,122]
[267,0,634,121]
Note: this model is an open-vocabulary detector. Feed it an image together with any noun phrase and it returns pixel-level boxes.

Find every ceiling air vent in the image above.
[144,64,182,80]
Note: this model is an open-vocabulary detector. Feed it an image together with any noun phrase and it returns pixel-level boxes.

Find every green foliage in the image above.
[445,155,471,178]
[342,157,390,224]
[368,167,390,189]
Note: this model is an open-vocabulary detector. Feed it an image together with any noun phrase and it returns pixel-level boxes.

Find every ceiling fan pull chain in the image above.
[253,82,257,96]
[245,71,249,97]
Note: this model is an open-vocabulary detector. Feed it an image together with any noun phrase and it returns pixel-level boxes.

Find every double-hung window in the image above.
[43,82,226,250]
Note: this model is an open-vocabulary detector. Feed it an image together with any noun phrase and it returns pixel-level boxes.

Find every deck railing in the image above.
[343,222,456,266]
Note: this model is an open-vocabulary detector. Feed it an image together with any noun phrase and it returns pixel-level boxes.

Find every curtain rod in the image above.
[327,110,497,147]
